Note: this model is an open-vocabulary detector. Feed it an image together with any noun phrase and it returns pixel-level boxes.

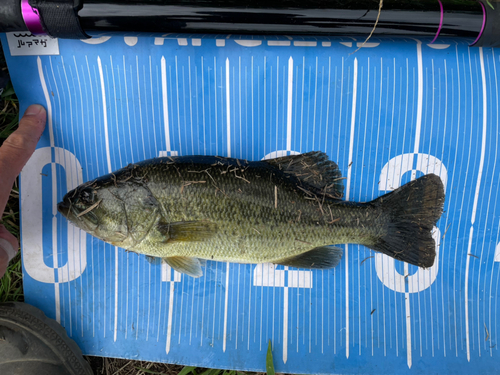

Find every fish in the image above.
[57,151,445,277]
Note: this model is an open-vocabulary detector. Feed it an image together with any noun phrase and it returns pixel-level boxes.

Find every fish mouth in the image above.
[57,197,71,218]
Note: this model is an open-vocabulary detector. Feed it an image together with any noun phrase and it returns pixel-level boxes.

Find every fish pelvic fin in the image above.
[274,246,343,269]
[369,174,445,268]
[164,256,204,277]
[264,151,344,199]
[158,220,218,243]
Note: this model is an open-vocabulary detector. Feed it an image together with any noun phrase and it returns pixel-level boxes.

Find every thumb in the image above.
[0,104,46,215]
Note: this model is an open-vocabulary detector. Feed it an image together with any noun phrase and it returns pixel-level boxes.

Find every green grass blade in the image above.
[0,253,24,303]
[198,369,221,375]
[0,115,18,139]
[134,367,166,374]
[1,82,16,98]
[178,366,198,375]
[266,340,275,375]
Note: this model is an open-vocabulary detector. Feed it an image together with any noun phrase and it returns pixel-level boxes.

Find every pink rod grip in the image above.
[430,0,444,44]
[471,1,486,45]
[21,0,46,35]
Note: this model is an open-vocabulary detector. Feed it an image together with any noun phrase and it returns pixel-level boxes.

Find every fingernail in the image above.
[0,238,17,262]
[25,104,45,116]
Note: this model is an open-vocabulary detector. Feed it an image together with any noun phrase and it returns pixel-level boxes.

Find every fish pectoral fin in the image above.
[274,246,343,269]
[164,256,204,278]
[158,220,218,243]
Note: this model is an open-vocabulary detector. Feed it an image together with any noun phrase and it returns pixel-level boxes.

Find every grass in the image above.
[84,357,265,375]
[0,82,19,138]
[0,41,275,375]
[0,252,23,303]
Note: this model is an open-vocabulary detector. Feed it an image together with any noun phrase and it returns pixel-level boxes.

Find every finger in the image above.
[0,104,46,215]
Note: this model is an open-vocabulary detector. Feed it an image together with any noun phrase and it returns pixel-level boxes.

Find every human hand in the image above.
[0,104,46,279]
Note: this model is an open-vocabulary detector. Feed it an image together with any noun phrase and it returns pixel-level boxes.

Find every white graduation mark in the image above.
[465,47,488,362]
[159,56,178,157]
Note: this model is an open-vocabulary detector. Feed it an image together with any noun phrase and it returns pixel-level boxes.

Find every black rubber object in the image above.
[78,0,483,39]
[0,302,93,375]
[472,1,500,47]
[0,0,29,33]
[0,0,493,45]
[28,0,90,39]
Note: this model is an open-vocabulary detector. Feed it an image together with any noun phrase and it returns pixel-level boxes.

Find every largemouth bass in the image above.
[57,152,445,277]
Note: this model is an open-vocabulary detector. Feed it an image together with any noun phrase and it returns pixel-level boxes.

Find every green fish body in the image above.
[58,152,445,277]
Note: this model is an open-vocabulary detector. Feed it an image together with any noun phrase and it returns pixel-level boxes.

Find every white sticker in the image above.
[6,32,59,56]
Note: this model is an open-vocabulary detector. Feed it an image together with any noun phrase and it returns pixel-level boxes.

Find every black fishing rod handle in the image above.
[0,0,498,46]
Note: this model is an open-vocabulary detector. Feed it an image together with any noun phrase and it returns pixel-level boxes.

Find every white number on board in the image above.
[21,147,86,283]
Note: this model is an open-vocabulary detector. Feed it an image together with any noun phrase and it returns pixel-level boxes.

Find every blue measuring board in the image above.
[1,31,499,374]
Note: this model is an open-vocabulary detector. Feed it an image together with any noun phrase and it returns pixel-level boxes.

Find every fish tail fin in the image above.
[369,174,445,268]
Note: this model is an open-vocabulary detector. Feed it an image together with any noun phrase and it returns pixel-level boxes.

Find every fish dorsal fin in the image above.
[157,220,218,243]
[164,256,203,277]
[264,151,344,199]
[274,245,343,269]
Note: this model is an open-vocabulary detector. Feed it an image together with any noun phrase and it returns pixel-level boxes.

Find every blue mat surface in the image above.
[2,32,500,374]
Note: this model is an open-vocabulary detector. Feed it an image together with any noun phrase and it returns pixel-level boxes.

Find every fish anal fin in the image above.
[157,220,217,243]
[264,151,344,199]
[164,256,203,277]
[274,245,343,269]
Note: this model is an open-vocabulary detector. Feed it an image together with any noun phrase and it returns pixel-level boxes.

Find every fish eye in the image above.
[70,192,100,228]
[79,187,95,205]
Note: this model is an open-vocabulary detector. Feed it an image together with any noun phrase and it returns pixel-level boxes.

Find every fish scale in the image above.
[141,158,372,259]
